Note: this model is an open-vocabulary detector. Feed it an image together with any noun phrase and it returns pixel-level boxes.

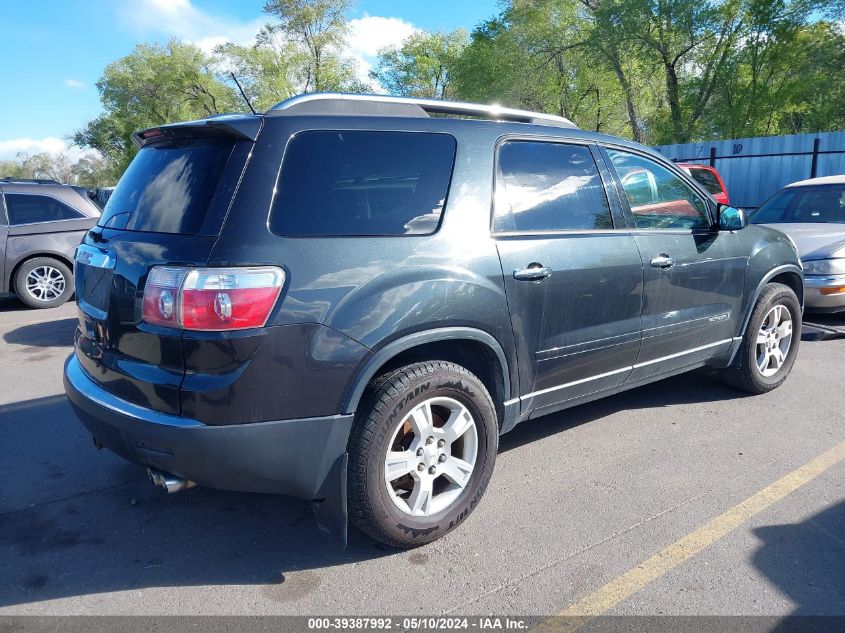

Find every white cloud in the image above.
[122,0,264,53]
[64,78,85,89]
[118,2,418,90]
[0,138,95,162]
[346,15,417,88]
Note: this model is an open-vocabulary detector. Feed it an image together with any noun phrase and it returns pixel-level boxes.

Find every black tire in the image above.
[14,257,74,309]
[718,282,801,394]
[348,361,498,548]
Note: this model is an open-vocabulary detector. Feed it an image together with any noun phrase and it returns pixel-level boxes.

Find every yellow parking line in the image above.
[536,438,845,632]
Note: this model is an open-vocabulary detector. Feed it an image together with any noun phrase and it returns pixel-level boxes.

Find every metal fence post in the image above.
[810,138,820,178]
[709,147,716,167]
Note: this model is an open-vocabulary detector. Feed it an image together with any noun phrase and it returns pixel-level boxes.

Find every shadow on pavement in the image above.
[2,318,77,348]
[0,394,393,609]
[752,500,845,618]
[0,368,761,609]
[500,371,747,453]
[0,294,26,312]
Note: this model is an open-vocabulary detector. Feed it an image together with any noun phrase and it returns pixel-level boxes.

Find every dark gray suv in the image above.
[1,178,100,308]
[64,94,804,548]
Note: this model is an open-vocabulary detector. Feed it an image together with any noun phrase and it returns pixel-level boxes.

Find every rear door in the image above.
[602,147,747,378]
[74,134,252,414]
[494,138,643,416]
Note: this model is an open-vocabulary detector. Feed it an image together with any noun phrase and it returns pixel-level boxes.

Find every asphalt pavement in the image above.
[0,294,843,618]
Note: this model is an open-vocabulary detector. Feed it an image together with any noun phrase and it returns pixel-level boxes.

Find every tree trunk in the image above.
[607,49,644,142]
[664,61,686,142]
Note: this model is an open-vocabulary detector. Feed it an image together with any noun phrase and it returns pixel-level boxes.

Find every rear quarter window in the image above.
[269,130,457,237]
[99,138,236,234]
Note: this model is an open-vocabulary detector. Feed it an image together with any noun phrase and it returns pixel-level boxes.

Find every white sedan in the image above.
[750,175,845,313]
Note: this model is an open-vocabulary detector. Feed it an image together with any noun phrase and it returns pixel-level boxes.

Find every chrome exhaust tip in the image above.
[147,468,197,494]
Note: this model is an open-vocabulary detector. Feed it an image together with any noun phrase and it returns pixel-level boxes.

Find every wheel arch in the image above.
[8,252,75,293]
[341,327,514,429]
[737,264,804,339]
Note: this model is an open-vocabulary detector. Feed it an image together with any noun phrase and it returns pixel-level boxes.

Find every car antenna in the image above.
[230,72,257,115]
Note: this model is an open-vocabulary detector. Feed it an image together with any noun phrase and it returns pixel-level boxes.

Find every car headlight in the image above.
[802,259,845,275]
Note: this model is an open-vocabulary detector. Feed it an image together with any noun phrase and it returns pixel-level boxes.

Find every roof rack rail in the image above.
[0,177,61,184]
[267,93,578,129]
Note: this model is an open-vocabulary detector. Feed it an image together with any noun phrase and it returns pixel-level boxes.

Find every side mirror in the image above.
[717,204,748,231]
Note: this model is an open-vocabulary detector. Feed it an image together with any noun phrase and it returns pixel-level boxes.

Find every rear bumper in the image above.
[804,275,845,313]
[63,354,353,499]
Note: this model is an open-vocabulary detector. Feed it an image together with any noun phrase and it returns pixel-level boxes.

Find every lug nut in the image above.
[438,454,447,463]
[428,466,436,475]
[416,447,424,457]
[425,436,434,445]
[437,439,445,448]
[417,463,425,472]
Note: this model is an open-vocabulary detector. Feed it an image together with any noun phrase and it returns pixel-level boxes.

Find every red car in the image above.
[679,163,730,205]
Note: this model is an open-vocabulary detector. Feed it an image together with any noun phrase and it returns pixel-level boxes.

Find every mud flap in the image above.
[310,452,348,548]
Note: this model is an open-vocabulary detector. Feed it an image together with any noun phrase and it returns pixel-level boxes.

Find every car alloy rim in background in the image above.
[25,265,66,302]
[756,304,793,377]
[383,396,479,517]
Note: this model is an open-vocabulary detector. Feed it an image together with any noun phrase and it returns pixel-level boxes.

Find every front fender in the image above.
[736,225,804,338]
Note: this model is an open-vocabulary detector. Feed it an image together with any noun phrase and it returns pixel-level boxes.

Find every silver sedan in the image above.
[750,175,845,313]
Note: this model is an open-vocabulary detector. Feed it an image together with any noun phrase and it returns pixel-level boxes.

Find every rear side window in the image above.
[5,194,83,225]
[99,139,235,233]
[494,141,612,233]
[687,167,724,195]
[270,131,456,237]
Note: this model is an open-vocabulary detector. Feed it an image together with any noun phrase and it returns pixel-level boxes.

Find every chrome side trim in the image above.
[506,338,737,406]
[503,366,631,407]
[631,338,734,369]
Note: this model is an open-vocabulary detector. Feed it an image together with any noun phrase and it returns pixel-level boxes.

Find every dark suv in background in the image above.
[64,94,804,548]
[1,178,100,308]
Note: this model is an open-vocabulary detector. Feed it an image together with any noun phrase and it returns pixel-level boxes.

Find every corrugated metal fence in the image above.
[655,131,845,209]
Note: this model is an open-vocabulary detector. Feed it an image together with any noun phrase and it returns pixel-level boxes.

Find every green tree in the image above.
[452,1,637,136]
[215,26,302,111]
[0,151,114,186]
[371,29,469,99]
[602,0,747,144]
[0,160,28,180]
[74,40,239,179]
[710,14,845,137]
[263,0,365,93]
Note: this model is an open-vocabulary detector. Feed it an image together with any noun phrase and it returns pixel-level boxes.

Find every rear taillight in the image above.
[142,266,284,331]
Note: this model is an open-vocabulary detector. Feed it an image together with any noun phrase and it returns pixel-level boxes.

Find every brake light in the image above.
[142,266,284,331]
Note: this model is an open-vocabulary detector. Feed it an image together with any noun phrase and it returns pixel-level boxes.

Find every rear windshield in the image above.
[687,167,723,194]
[270,130,456,236]
[99,139,235,233]
[751,184,845,224]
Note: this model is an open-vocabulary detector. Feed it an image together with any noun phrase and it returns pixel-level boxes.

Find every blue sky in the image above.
[0,0,497,160]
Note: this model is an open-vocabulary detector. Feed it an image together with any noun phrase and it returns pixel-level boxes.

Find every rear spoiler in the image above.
[132,114,263,148]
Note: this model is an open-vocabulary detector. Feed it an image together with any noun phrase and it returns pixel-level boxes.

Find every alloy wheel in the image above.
[25,265,66,302]
[755,304,793,378]
[383,396,478,517]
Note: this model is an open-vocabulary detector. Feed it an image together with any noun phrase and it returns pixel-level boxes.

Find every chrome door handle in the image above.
[513,265,552,281]
[650,254,675,269]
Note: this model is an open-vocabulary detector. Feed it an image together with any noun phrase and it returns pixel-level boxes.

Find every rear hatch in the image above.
[73,117,258,414]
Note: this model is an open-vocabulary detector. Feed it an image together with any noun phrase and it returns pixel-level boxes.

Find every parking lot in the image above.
[0,295,843,618]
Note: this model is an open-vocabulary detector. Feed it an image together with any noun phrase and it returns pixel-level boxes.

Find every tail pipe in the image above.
[147,468,197,494]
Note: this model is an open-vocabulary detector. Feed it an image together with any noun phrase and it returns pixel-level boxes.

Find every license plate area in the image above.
[75,244,116,317]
